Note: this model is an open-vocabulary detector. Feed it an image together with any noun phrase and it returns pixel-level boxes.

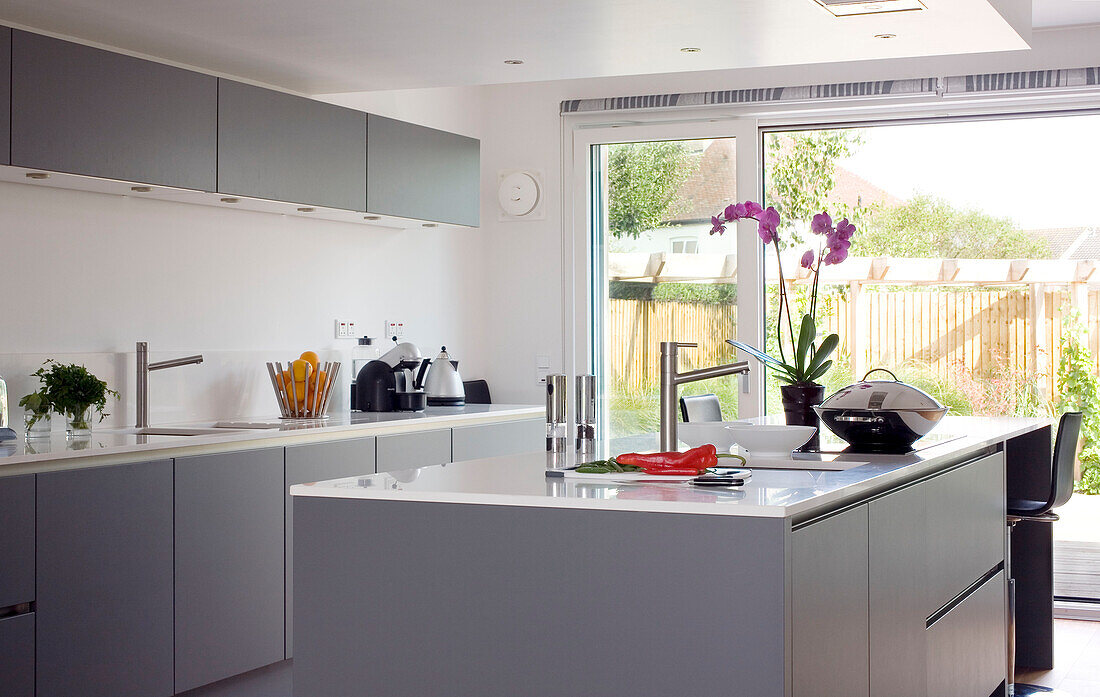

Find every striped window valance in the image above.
[561,66,1100,114]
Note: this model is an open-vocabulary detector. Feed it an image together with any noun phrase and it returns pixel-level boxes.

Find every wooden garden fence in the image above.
[608,289,1098,397]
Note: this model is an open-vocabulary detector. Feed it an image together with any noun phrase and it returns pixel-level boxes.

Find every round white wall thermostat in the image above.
[498,171,541,217]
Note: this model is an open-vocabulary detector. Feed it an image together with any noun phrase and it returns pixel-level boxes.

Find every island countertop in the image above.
[0,404,543,477]
[290,415,1051,519]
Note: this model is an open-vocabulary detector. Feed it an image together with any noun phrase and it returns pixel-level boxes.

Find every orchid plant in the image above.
[710,202,856,386]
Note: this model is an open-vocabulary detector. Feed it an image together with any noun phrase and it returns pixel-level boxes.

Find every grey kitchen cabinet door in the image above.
[367,114,480,226]
[451,418,543,462]
[791,506,870,697]
[175,448,285,693]
[0,613,34,697]
[284,437,376,658]
[0,27,10,166]
[376,428,452,473]
[36,460,174,697]
[11,30,217,190]
[926,571,1007,697]
[0,474,34,608]
[218,79,367,210]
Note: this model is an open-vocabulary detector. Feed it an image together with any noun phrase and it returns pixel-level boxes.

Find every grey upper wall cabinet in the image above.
[367,114,480,226]
[175,448,285,693]
[36,460,175,697]
[218,79,367,211]
[0,28,10,166]
[0,475,34,609]
[11,30,217,190]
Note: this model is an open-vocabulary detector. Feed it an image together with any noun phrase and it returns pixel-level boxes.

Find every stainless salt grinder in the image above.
[575,374,596,451]
[545,374,568,453]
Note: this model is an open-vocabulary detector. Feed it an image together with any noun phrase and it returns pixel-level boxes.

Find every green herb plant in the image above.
[17,389,52,430]
[33,360,119,431]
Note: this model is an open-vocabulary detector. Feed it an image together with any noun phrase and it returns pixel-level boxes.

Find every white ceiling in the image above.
[0,0,1031,94]
[1033,0,1100,28]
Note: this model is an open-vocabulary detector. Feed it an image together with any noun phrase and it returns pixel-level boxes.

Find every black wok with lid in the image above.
[814,368,949,453]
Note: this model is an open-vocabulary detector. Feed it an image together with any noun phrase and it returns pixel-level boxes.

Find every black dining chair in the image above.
[463,380,492,405]
[679,394,723,423]
[1006,411,1082,697]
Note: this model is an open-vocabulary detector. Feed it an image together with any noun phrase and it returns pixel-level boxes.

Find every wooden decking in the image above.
[1056,541,1100,600]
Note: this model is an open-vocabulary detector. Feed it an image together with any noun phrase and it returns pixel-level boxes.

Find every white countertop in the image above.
[0,404,543,476]
[291,416,1051,519]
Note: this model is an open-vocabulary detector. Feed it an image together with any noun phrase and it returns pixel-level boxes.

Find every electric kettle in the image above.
[424,346,466,406]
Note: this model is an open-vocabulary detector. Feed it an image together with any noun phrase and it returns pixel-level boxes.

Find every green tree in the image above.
[1057,313,1100,494]
[854,194,1051,259]
[607,141,695,239]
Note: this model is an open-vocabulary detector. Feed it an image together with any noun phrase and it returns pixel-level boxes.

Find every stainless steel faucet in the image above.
[136,341,204,428]
[659,341,750,451]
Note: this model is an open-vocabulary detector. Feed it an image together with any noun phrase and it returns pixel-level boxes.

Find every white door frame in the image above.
[563,116,765,424]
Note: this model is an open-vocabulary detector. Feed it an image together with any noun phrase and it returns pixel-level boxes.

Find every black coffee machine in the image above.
[354,342,430,412]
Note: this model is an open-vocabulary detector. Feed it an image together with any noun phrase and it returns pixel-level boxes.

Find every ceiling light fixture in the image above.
[813,0,923,17]
[220,197,239,204]
[363,215,381,221]
[131,186,152,193]
[25,172,50,180]
[874,33,897,39]
[422,223,438,228]
[297,207,315,213]
[504,59,524,65]
[680,47,701,53]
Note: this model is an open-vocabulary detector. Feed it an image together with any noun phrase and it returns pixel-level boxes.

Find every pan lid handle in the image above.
[862,368,900,382]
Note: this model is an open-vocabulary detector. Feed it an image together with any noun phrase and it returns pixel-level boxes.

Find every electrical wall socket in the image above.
[384,320,406,341]
[334,320,357,339]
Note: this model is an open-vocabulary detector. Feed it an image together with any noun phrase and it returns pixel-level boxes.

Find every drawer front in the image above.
[926,571,1007,697]
[451,419,544,462]
[0,475,35,608]
[924,452,1005,612]
[0,613,34,697]
[376,428,452,473]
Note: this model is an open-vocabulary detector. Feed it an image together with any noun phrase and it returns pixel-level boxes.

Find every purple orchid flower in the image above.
[724,202,749,221]
[824,246,850,265]
[710,216,727,235]
[835,218,856,240]
[811,213,833,235]
[800,249,815,269]
[744,201,764,218]
[757,206,781,244]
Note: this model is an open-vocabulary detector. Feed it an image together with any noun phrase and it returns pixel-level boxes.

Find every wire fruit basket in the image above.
[266,361,341,419]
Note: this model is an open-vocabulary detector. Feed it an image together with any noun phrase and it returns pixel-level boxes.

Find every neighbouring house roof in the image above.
[1029,227,1100,260]
[667,138,904,224]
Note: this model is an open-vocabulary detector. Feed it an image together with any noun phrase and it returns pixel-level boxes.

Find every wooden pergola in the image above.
[610,252,1099,384]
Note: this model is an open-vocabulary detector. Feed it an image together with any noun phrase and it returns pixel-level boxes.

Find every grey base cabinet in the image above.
[175,448,285,693]
[451,419,543,462]
[0,613,34,697]
[0,474,34,609]
[36,460,174,697]
[377,428,452,472]
[284,437,376,658]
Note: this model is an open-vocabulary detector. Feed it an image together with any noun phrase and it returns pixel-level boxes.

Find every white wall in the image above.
[0,182,489,427]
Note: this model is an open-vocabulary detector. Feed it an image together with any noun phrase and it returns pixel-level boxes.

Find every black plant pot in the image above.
[780,383,826,452]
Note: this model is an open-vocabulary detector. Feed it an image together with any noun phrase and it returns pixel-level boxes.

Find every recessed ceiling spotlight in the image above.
[874,33,897,39]
[363,215,381,221]
[680,47,702,53]
[504,59,524,65]
[220,197,239,204]
[297,207,315,213]
[25,172,50,180]
[131,186,152,193]
[813,0,923,16]
[422,223,439,228]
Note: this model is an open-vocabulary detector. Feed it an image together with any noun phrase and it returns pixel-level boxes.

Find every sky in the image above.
[837,113,1100,230]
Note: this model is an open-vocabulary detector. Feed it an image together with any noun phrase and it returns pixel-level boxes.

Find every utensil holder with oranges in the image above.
[266,359,341,419]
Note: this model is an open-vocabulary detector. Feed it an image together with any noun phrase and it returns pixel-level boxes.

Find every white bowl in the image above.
[677,421,748,452]
[725,424,817,457]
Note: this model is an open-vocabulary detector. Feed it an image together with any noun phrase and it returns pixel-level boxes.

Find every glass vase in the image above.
[24,411,52,439]
[66,406,95,439]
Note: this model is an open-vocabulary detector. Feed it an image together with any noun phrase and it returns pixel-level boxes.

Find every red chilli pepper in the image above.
[616,444,718,473]
[641,467,707,476]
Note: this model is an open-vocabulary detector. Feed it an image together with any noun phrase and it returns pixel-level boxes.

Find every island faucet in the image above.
[659,341,750,452]
[136,341,204,428]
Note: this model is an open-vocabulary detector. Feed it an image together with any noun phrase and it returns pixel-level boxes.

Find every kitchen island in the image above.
[292,416,1052,697]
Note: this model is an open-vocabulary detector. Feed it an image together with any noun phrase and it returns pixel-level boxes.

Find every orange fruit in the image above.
[299,351,320,372]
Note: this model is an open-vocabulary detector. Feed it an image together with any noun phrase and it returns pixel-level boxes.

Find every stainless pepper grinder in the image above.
[575,374,596,452]
[545,374,568,453]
